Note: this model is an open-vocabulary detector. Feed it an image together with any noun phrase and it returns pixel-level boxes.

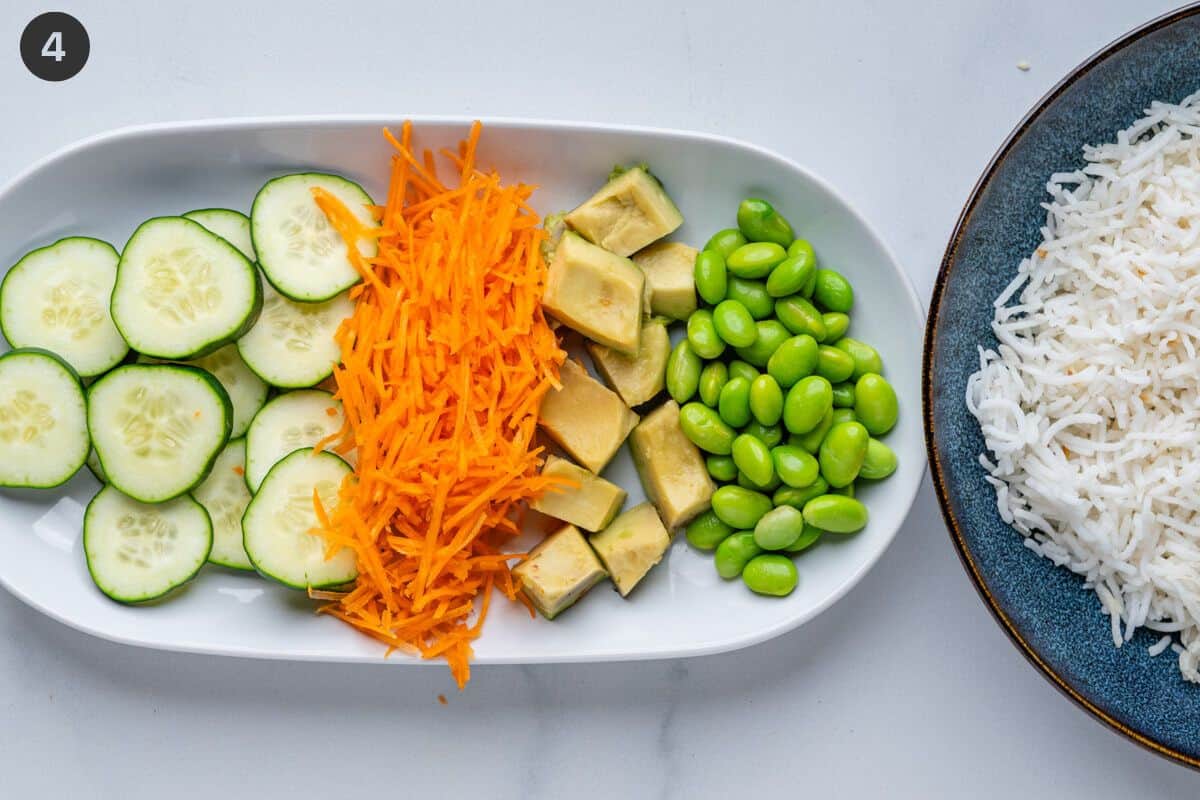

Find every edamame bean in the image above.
[693,250,728,305]
[703,228,748,260]
[816,345,855,383]
[830,407,857,426]
[706,454,739,482]
[727,242,787,279]
[774,477,829,509]
[728,360,760,384]
[854,373,899,435]
[766,334,818,389]
[714,532,763,579]
[813,269,854,312]
[735,320,790,367]
[832,482,855,498]
[718,376,752,428]
[783,522,823,553]
[831,382,856,408]
[766,245,816,298]
[749,374,784,426]
[793,408,833,452]
[685,510,735,550]
[732,434,775,488]
[802,494,869,533]
[711,485,774,529]
[742,421,783,448]
[834,338,883,380]
[774,296,827,341]
[737,470,781,492]
[713,300,758,347]
[726,278,774,320]
[772,445,820,488]
[679,402,736,455]
[742,554,798,596]
[753,505,806,550]
[783,375,833,434]
[822,312,850,341]
[687,309,726,359]
[859,438,898,480]
[737,198,795,247]
[698,362,728,407]
[666,340,702,403]
[818,421,869,488]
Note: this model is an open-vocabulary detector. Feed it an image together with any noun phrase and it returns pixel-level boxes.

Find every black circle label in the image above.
[20,13,89,82]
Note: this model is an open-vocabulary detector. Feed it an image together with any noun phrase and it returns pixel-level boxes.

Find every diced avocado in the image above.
[565,167,684,257]
[589,502,671,597]
[632,242,699,320]
[532,455,627,532]
[543,232,644,355]
[586,318,669,407]
[628,400,715,530]
[538,359,639,473]
[541,211,569,263]
[513,524,608,619]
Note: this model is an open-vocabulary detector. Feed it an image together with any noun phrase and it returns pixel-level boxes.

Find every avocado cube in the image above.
[543,232,645,355]
[513,524,608,619]
[586,318,670,407]
[632,242,699,321]
[565,167,684,257]
[538,359,639,473]
[532,455,627,532]
[589,502,671,597]
[628,400,715,530]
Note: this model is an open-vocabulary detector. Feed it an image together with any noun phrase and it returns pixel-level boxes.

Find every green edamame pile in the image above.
[680,198,900,598]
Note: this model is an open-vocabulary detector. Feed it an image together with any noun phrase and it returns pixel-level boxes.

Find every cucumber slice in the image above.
[244,389,348,492]
[182,208,256,261]
[242,448,356,589]
[86,449,107,482]
[88,364,232,503]
[237,282,351,388]
[191,437,253,570]
[84,485,212,603]
[0,348,89,488]
[111,217,263,360]
[139,344,267,438]
[250,172,377,301]
[0,237,129,377]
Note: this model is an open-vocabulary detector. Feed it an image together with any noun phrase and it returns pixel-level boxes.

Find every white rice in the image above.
[967,91,1200,682]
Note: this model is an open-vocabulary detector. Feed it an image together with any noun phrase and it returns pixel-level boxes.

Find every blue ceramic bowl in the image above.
[926,4,1200,769]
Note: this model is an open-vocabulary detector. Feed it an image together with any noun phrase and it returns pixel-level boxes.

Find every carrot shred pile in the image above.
[309,121,566,688]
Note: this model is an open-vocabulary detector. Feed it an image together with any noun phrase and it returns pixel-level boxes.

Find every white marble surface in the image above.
[1,0,1197,795]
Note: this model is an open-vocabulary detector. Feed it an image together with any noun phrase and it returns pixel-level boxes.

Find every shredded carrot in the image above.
[311,121,567,688]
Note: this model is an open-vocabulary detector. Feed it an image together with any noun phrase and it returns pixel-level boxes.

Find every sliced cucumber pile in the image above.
[191,437,253,570]
[183,208,256,261]
[243,448,356,589]
[88,364,232,503]
[0,237,129,377]
[251,173,378,302]
[84,485,212,603]
[245,389,347,492]
[0,349,89,488]
[111,217,262,360]
[2,171,369,606]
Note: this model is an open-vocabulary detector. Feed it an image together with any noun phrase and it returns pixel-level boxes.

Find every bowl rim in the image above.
[923,0,1200,771]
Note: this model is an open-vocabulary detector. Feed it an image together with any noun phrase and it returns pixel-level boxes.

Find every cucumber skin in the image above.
[241,448,356,591]
[0,347,89,489]
[250,172,372,303]
[113,217,264,360]
[83,487,213,604]
[0,237,129,377]
[86,364,234,503]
